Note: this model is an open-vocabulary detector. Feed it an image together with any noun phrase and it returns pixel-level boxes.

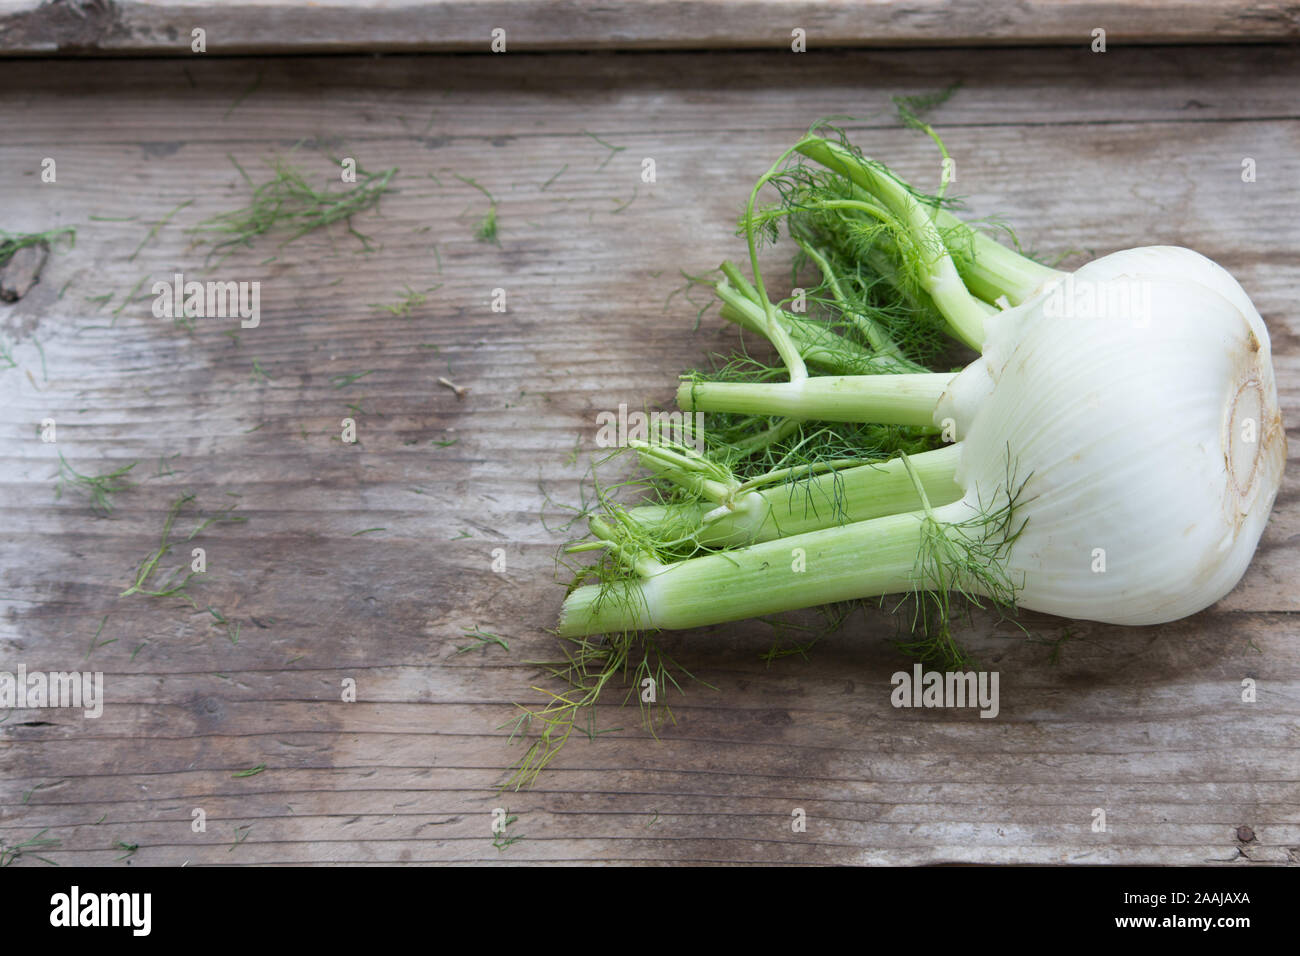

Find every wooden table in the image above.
[1,44,1297,865]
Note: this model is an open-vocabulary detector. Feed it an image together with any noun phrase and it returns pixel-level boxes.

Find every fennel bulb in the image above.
[557,124,1285,656]
[935,245,1285,624]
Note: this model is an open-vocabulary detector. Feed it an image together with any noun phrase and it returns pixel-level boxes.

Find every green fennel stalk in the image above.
[510,107,1069,790]
[563,118,1056,635]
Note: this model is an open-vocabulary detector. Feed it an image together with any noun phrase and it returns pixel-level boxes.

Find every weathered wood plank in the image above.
[0,0,1298,56]
[1,45,1298,866]
[9,45,1300,138]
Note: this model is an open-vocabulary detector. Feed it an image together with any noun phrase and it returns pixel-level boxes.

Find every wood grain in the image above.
[0,0,1299,56]
[1,45,1298,866]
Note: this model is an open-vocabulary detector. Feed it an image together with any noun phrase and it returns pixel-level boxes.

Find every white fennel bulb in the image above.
[936,246,1286,624]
